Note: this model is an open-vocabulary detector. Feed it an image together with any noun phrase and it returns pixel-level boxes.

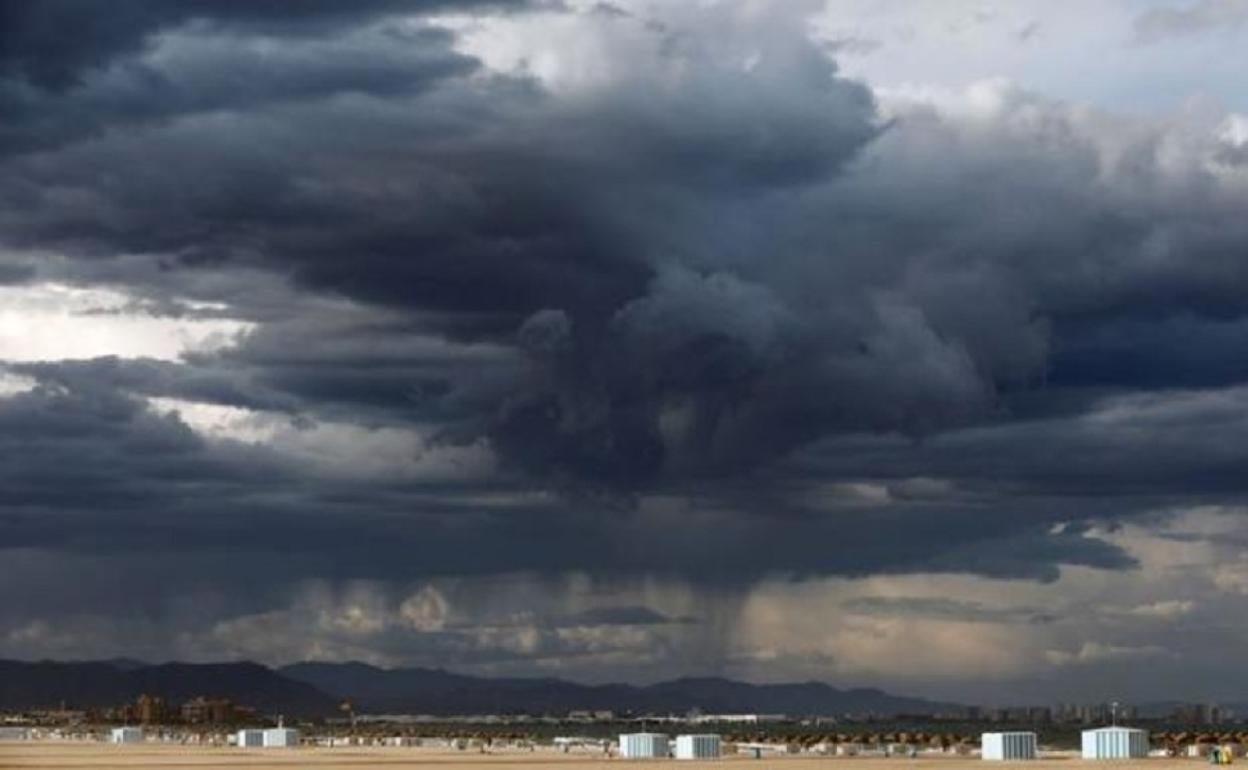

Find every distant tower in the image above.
[340,700,357,729]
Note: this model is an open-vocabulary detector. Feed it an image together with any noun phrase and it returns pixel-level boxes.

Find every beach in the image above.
[0,743,1201,770]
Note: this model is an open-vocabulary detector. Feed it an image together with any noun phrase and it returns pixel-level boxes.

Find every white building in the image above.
[675,734,721,760]
[235,729,264,747]
[111,727,144,744]
[982,732,1037,760]
[620,733,670,759]
[1081,727,1148,759]
[0,727,30,741]
[263,728,300,748]
[688,714,784,724]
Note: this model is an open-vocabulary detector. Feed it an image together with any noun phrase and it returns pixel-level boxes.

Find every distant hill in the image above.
[0,660,337,717]
[280,661,961,716]
[100,657,150,672]
[0,658,960,718]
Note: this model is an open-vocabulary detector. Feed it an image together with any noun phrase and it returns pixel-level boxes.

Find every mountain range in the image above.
[0,660,337,716]
[280,661,961,716]
[0,658,959,718]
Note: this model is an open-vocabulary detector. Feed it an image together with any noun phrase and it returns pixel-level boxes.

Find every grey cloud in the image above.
[0,0,531,91]
[588,2,631,20]
[1016,20,1041,42]
[555,606,693,627]
[6,0,1248,680]
[843,597,1057,625]
[0,30,1225,584]
[824,36,883,57]
[0,25,479,157]
[1051,314,1248,389]
[790,384,1248,504]
[9,357,300,415]
[0,359,1135,586]
[1133,0,1248,44]
[0,262,34,284]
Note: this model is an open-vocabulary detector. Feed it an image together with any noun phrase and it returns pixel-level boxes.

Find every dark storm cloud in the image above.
[1050,314,1248,389]
[0,4,891,489]
[0,362,1176,674]
[0,379,287,525]
[0,0,530,91]
[0,24,480,157]
[0,360,1135,586]
[787,383,1248,504]
[9,357,297,415]
[6,0,1248,647]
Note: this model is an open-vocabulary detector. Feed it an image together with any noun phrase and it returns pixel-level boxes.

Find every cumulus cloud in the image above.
[399,587,451,632]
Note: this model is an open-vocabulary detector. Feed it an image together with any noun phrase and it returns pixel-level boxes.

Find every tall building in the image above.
[136,694,172,724]
[181,697,237,724]
[1172,703,1220,725]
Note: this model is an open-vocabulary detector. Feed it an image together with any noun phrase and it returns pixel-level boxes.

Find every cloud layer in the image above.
[4,0,1248,700]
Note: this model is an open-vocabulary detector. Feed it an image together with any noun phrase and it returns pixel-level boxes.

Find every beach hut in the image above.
[111,727,144,744]
[262,728,300,748]
[620,733,670,759]
[1082,727,1149,759]
[675,734,721,759]
[982,732,1038,760]
[236,729,264,747]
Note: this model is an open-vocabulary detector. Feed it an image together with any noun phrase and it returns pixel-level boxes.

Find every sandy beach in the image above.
[0,743,1205,770]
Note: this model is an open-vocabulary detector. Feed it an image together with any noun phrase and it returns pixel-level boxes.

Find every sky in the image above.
[4,0,1248,706]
